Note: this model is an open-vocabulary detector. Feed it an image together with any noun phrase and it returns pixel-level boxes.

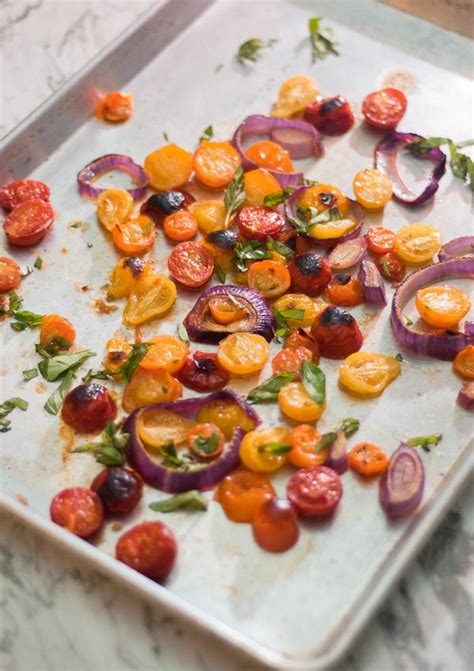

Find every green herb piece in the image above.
[215,63,223,73]
[0,397,29,433]
[258,442,292,455]
[247,372,296,404]
[72,421,130,466]
[263,187,294,207]
[33,257,43,270]
[408,137,474,191]
[163,131,169,142]
[406,317,414,326]
[272,306,305,339]
[224,165,245,226]
[22,368,39,381]
[315,416,360,450]
[300,360,325,405]
[149,490,208,512]
[314,431,338,451]
[298,177,319,187]
[8,292,23,312]
[158,442,195,470]
[395,353,403,362]
[406,433,443,452]
[199,124,214,143]
[215,265,226,283]
[86,242,93,249]
[308,17,339,63]
[70,222,82,229]
[232,239,272,272]
[81,368,110,383]
[10,310,44,332]
[177,323,190,345]
[20,267,33,279]
[38,350,96,382]
[289,205,341,235]
[44,370,75,415]
[191,432,220,455]
[237,38,277,64]
[266,239,294,259]
[106,342,148,382]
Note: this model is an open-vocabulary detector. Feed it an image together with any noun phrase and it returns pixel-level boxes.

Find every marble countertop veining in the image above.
[1,2,473,670]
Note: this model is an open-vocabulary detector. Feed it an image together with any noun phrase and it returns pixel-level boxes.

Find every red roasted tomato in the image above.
[177,351,230,392]
[116,521,177,582]
[287,252,332,296]
[310,305,363,359]
[167,241,215,288]
[304,95,355,135]
[61,383,117,434]
[0,257,21,293]
[91,467,143,515]
[50,487,104,538]
[252,498,299,553]
[362,88,407,130]
[237,206,284,241]
[3,198,54,246]
[0,179,50,211]
[376,252,406,283]
[287,466,343,517]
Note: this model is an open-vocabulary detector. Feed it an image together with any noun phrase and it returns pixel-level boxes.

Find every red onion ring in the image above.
[379,443,425,519]
[77,153,148,200]
[438,236,474,262]
[391,258,474,360]
[457,381,474,410]
[374,132,446,207]
[124,390,261,493]
[327,236,367,270]
[358,258,387,307]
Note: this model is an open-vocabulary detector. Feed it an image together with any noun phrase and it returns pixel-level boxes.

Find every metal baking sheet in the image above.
[1,1,473,669]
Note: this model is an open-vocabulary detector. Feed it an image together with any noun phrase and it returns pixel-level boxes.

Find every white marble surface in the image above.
[1,2,473,670]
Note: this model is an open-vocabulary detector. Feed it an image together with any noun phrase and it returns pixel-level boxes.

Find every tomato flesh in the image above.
[271,346,313,374]
[376,252,406,282]
[116,521,177,582]
[252,498,299,552]
[91,467,143,514]
[0,179,50,210]
[50,487,104,538]
[304,95,355,135]
[61,383,117,434]
[3,198,54,246]
[177,351,229,392]
[311,306,363,359]
[362,88,407,129]
[237,206,284,241]
[367,226,396,255]
[215,469,276,523]
[0,257,21,293]
[168,241,215,288]
[348,442,389,477]
[288,253,332,297]
[287,466,343,517]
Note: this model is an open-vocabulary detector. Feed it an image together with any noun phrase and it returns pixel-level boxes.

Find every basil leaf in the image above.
[408,137,474,191]
[258,442,292,455]
[10,310,44,331]
[177,323,190,345]
[263,187,294,207]
[237,38,277,64]
[107,343,148,382]
[308,17,339,63]
[272,307,305,340]
[73,421,129,465]
[315,431,338,451]
[266,239,294,259]
[0,397,28,418]
[395,353,403,362]
[337,417,360,437]
[298,177,319,187]
[247,372,296,404]
[8,292,23,312]
[44,370,75,415]
[33,257,43,270]
[232,240,272,271]
[215,265,226,283]
[300,360,325,405]
[163,131,169,142]
[81,368,110,383]
[38,350,96,382]
[407,433,443,452]
[23,368,39,381]
[149,490,208,512]
[199,124,214,143]
[192,432,220,455]
[224,165,245,226]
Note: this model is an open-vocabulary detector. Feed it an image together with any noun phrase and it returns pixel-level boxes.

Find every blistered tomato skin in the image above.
[61,384,117,434]
[287,466,343,517]
[237,206,285,241]
[116,521,177,582]
[304,95,355,135]
[91,467,143,515]
[252,499,299,553]
[288,253,332,296]
[177,351,230,392]
[311,306,363,359]
[50,487,104,538]
[141,190,195,226]
[0,179,50,210]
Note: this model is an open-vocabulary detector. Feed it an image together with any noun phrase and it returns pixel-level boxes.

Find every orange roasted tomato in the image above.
[196,398,256,439]
[245,140,294,173]
[324,274,363,307]
[140,335,189,373]
[217,332,270,376]
[193,141,240,189]
[352,169,392,209]
[339,352,401,398]
[247,260,291,299]
[96,91,133,123]
[252,498,299,553]
[103,338,132,377]
[163,209,198,242]
[123,273,177,326]
[243,169,282,207]
[298,183,350,218]
[137,408,196,449]
[107,256,152,300]
[284,329,320,363]
[0,257,21,293]
[278,381,326,422]
[189,201,228,235]
[239,427,290,473]
[453,345,474,379]
[415,285,471,329]
[112,215,156,255]
[39,315,76,352]
[188,423,225,461]
[122,368,182,412]
[287,424,328,468]
[271,346,313,374]
[144,144,193,191]
[348,442,389,477]
[208,296,248,324]
[215,469,276,523]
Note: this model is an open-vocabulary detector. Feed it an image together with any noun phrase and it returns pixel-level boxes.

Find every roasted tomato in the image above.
[61,383,117,434]
[91,467,143,514]
[140,335,188,373]
[239,427,290,473]
[123,273,177,326]
[116,521,177,582]
[247,260,291,299]
[141,190,195,226]
[197,398,256,439]
[39,314,76,352]
[277,229,314,255]
[271,346,313,374]
[339,352,401,398]
[287,466,343,517]
[353,169,392,209]
[107,257,152,300]
[189,200,228,235]
[103,338,132,377]
[273,293,320,329]
[252,498,299,553]
[217,332,270,376]
[362,88,407,130]
[0,179,50,210]
[215,469,276,523]
[237,206,284,241]
[193,141,240,189]
[366,225,396,255]
[348,442,389,477]
[0,257,21,293]
[284,328,320,363]
[304,95,355,135]
[453,346,474,379]
[272,75,319,118]
[298,183,350,217]
[163,209,198,242]
[96,91,133,122]
[96,188,133,231]
[177,351,229,392]
[3,198,54,246]
[376,252,406,283]
[288,424,328,468]
[243,169,282,207]
[245,140,294,173]
[416,285,471,329]
[50,487,103,538]
[288,253,332,296]
[324,274,363,307]
[188,423,225,461]
[201,229,237,273]
[278,381,326,422]
[122,368,182,412]
[167,241,215,289]
[311,306,363,359]
[112,215,156,255]
[144,144,193,191]
[394,223,442,264]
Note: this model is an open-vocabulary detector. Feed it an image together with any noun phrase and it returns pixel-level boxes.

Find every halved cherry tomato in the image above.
[339,352,401,398]
[243,169,282,207]
[163,209,198,241]
[453,345,474,379]
[298,183,349,217]
[376,251,406,282]
[112,215,155,255]
[140,335,189,373]
[0,257,21,293]
[324,274,363,307]
[215,469,276,523]
[252,498,299,553]
[394,223,442,264]
[188,200,228,235]
[122,367,182,412]
[245,141,294,173]
[272,75,318,118]
[208,296,247,324]
[367,225,396,255]
[237,206,284,241]
[96,188,133,231]
[116,521,177,582]
[348,442,389,476]
[287,466,342,517]
[239,427,290,473]
[311,306,363,359]
[278,381,326,422]
[353,169,392,209]
[144,144,193,191]
[217,332,270,376]
[273,293,320,329]
[0,179,50,210]
[288,253,332,296]
[103,338,132,376]
[362,88,407,130]
[288,424,328,468]
[247,260,290,299]
[62,383,117,434]
[416,285,471,329]
[141,190,195,226]
[40,314,76,352]
[177,351,230,393]
[96,91,133,122]
[137,408,196,449]
[188,423,225,460]
[107,257,152,300]
[309,218,358,241]
[284,328,320,363]
[304,95,354,135]
[167,241,215,289]
[193,141,240,189]
[197,398,256,439]
[3,198,54,246]
[271,346,313,374]
[123,273,177,326]
[50,487,104,538]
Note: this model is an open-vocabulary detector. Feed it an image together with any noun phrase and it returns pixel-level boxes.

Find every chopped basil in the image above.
[159,442,195,470]
[44,369,75,415]
[298,177,319,187]
[22,368,39,381]
[10,310,44,332]
[258,442,292,455]
[106,342,148,382]
[395,353,403,362]
[406,317,414,326]
[70,222,82,229]
[314,431,338,451]
[86,242,93,249]
[149,490,208,512]
[177,323,190,345]
[237,38,277,64]
[247,372,296,404]
[163,131,169,142]
[199,124,214,143]
[408,137,474,191]
[315,417,360,450]
[272,306,305,340]
[191,432,220,455]
[300,360,325,405]
[308,17,339,63]
[215,265,226,283]
[33,257,43,270]
[73,421,129,466]
[38,350,96,382]
[81,368,110,383]
[232,239,272,272]
[266,239,294,259]
[0,397,28,433]
[263,187,294,207]
[224,165,245,226]
[289,205,341,235]
[8,292,23,312]
[407,433,443,452]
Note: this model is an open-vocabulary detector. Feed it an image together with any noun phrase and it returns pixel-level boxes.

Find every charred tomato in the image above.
[177,351,230,392]
[304,95,355,135]
[61,383,117,434]
[116,521,177,582]
[311,305,363,359]
[141,190,195,226]
[91,467,143,515]
[288,252,331,296]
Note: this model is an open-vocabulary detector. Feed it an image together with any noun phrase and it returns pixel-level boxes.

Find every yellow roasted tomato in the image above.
[197,398,256,439]
[278,381,326,422]
[273,293,319,329]
[122,368,182,412]
[339,352,401,398]
[239,427,290,473]
[123,273,176,326]
[394,223,442,264]
[272,75,319,118]
[217,332,270,376]
[96,188,134,231]
[107,257,152,300]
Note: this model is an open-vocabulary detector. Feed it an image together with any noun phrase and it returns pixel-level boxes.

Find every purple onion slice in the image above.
[379,443,425,518]
[438,236,474,262]
[358,258,387,307]
[77,153,148,200]
[327,237,367,270]
[325,430,348,474]
[457,381,474,410]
